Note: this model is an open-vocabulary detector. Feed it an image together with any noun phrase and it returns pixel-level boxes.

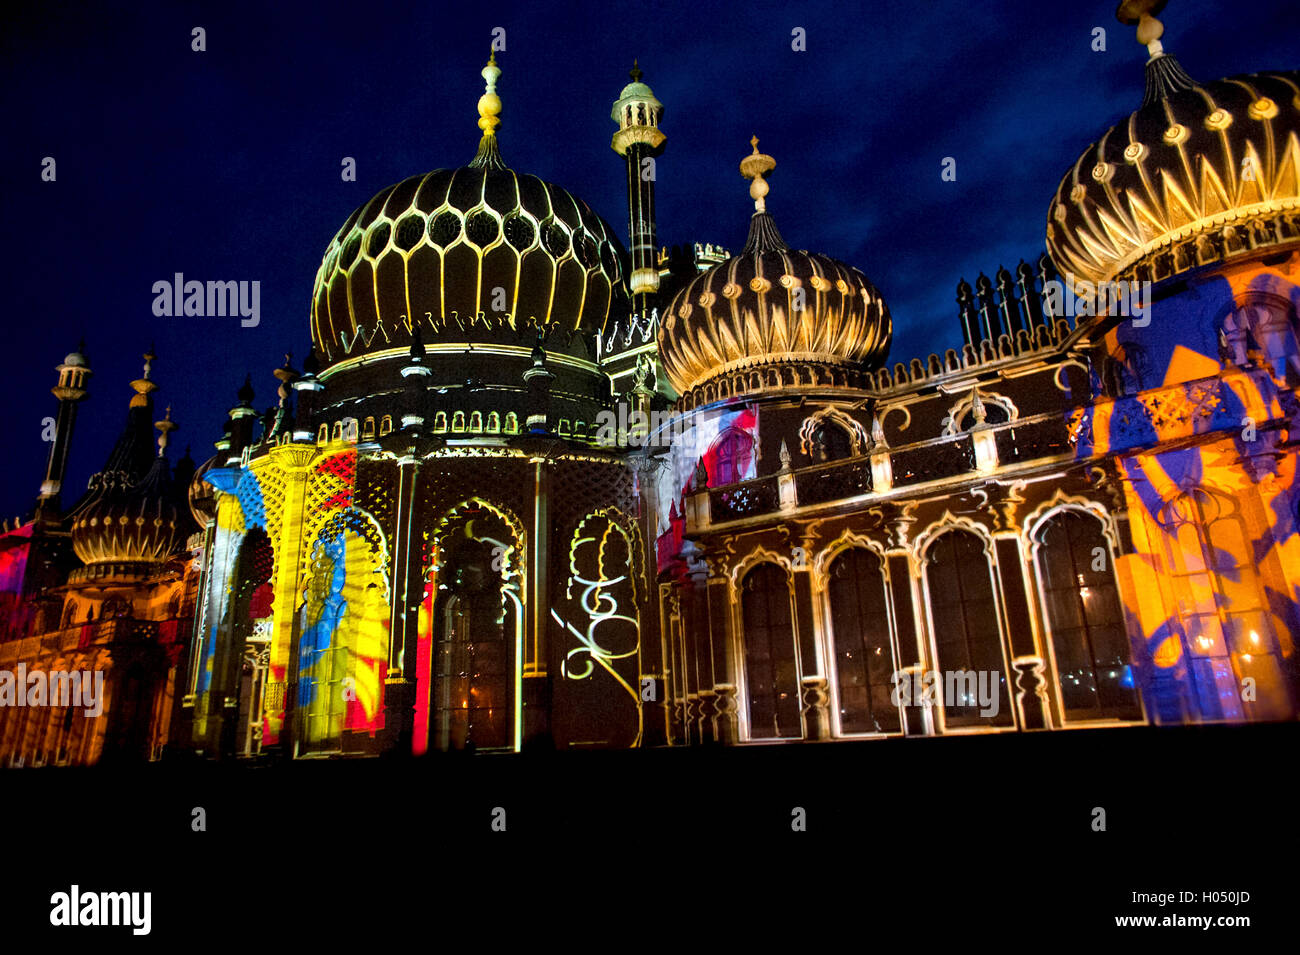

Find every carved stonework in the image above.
[800,676,831,740]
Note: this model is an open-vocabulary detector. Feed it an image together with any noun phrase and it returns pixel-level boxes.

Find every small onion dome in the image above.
[311,53,628,370]
[1046,2,1300,288]
[188,453,220,525]
[71,459,187,566]
[658,138,891,395]
[63,349,88,368]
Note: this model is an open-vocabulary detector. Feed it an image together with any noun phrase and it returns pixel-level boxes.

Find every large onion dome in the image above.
[658,139,891,396]
[310,53,628,370]
[1046,1,1300,288]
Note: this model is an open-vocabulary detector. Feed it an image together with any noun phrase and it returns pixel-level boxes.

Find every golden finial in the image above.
[740,136,777,214]
[155,404,176,456]
[1117,0,1168,57]
[478,49,502,136]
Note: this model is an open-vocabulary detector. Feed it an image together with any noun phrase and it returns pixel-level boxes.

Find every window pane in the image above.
[743,565,802,739]
[828,550,899,733]
[1035,511,1142,722]
[926,531,1013,727]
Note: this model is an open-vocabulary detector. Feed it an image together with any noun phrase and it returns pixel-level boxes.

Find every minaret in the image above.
[611,61,665,309]
[35,343,93,521]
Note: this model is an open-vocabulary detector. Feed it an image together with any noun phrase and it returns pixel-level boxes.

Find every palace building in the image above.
[1,0,1298,764]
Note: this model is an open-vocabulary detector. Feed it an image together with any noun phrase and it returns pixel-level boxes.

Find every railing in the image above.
[795,456,873,507]
[993,413,1073,464]
[891,435,976,488]
[709,476,780,522]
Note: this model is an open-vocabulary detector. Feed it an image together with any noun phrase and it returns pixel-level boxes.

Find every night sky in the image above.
[2,0,1295,513]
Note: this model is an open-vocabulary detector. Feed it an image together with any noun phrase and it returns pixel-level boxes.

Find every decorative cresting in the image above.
[311,53,629,367]
[658,138,892,396]
[1046,0,1300,289]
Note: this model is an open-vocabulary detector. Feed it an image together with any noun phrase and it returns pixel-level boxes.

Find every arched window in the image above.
[452,411,466,433]
[299,515,390,754]
[101,596,131,619]
[811,423,853,462]
[709,428,754,486]
[430,504,521,752]
[469,411,483,432]
[827,549,900,733]
[1033,509,1141,722]
[1158,489,1293,721]
[380,415,393,436]
[61,601,78,630]
[362,416,375,439]
[433,411,448,433]
[487,412,501,433]
[923,530,1013,727]
[741,564,802,739]
[505,412,519,434]
[318,424,328,443]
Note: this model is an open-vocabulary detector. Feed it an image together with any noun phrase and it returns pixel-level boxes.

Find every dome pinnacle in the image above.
[740,136,777,214]
[469,51,507,170]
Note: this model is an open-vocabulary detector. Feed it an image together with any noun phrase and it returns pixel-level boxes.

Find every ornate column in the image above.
[790,534,830,739]
[993,533,1049,730]
[262,444,316,757]
[380,448,423,756]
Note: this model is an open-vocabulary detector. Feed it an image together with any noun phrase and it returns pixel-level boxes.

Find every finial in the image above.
[155,405,176,456]
[779,439,792,470]
[1117,0,1168,57]
[478,51,502,136]
[630,58,643,82]
[469,51,507,170]
[740,136,777,214]
[970,384,988,427]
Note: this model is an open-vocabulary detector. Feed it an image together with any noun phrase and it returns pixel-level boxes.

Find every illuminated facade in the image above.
[2,1,1298,764]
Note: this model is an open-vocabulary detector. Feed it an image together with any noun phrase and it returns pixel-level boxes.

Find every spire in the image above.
[629,58,643,83]
[129,346,158,410]
[469,51,507,171]
[273,352,300,406]
[1117,0,1195,105]
[740,137,788,254]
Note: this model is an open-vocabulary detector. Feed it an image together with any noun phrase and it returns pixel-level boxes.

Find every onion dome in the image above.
[68,354,194,576]
[311,53,629,370]
[658,138,892,396]
[72,459,187,567]
[1046,0,1300,289]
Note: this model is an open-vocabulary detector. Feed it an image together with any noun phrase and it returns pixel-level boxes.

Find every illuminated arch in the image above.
[424,498,527,753]
[735,561,802,741]
[914,514,1015,731]
[818,542,903,736]
[296,508,392,753]
[552,507,648,745]
[1025,500,1143,724]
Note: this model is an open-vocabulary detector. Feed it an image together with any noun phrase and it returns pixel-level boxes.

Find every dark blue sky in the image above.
[2,0,1295,512]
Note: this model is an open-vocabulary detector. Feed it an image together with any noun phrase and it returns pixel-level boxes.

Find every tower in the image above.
[611,60,665,309]
[34,343,92,523]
